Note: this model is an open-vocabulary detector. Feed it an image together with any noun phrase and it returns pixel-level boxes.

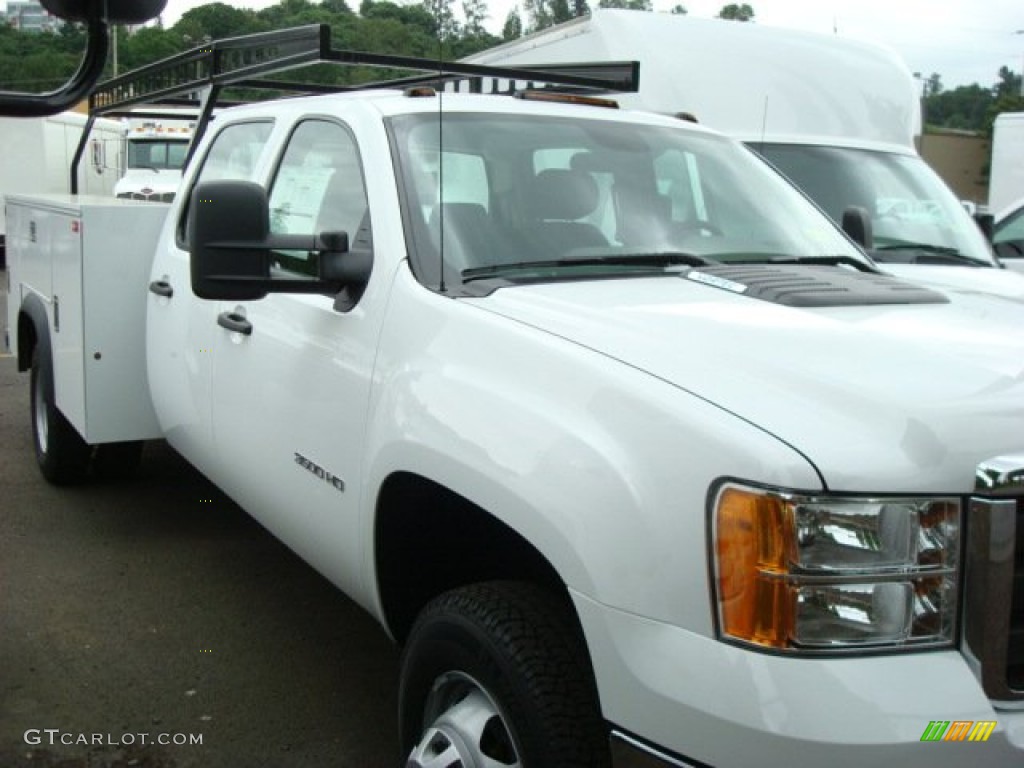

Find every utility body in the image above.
[4,24,1024,768]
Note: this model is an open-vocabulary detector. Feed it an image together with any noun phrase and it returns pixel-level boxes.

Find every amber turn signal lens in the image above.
[714,487,793,648]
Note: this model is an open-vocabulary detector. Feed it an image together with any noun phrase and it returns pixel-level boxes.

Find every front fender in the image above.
[362,268,822,632]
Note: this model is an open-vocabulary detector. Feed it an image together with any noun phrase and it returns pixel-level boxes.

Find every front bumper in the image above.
[573,590,1024,768]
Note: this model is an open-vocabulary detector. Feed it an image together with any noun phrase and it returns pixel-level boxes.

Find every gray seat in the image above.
[429,203,496,270]
[529,169,607,256]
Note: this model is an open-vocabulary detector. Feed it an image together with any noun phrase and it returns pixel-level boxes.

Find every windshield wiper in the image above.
[757,255,878,273]
[461,252,717,283]
[872,243,987,267]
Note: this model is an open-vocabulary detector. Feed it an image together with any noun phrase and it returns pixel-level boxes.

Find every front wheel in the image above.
[399,581,610,768]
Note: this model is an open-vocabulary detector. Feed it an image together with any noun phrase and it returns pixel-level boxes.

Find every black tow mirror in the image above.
[0,0,167,117]
[841,205,874,250]
[42,0,167,23]
[190,180,372,302]
[190,180,274,301]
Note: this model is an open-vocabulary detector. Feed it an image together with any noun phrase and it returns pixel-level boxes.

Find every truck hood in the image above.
[881,263,1024,301]
[468,269,1024,493]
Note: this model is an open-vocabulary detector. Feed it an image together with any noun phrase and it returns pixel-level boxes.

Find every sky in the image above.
[44,0,1024,90]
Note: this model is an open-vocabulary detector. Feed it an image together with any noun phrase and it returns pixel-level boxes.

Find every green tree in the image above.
[322,0,354,13]
[985,67,1024,136]
[172,2,264,41]
[421,0,460,40]
[119,26,188,72]
[597,0,652,10]
[925,83,991,131]
[718,3,754,21]
[994,64,1023,101]
[670,4,688,13]
[462,0,488,38]
[502,6,523,39]
[524,0,573,32]
[360,0,436,38]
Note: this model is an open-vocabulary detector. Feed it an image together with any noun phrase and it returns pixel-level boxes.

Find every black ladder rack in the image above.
[71,23,639,192]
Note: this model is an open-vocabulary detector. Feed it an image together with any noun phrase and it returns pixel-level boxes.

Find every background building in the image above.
[3,1,58,32]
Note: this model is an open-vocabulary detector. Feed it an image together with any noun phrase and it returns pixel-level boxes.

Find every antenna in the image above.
[758,95,769,157]
[436,0,446,294]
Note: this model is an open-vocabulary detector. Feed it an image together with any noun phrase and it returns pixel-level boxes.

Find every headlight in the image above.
[712,483,960,653]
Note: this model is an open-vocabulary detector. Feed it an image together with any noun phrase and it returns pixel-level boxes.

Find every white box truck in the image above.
[5,24,1024,768]
[113,114,194,202]
[990,112,1024,214]
[466,10,1023,298]
[0,111,123,268]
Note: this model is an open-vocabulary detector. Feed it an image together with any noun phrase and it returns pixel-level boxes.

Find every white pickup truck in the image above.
[4,25,1024,768]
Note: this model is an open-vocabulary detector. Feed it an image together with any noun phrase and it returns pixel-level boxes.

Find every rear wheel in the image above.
[400,581,610,768]
[30,346,91,485]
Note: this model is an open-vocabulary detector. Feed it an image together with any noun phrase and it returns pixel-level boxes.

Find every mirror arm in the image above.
[0,16,109,118]
[204,275,342,294]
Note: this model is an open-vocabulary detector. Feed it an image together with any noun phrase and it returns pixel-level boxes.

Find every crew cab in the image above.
[5,25,1024,768]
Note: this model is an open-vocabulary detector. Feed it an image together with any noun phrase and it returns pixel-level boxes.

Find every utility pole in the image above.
[1017,30,1023,98]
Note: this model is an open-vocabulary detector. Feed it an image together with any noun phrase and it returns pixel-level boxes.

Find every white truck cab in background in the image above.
[112,117,193,203]
[466,10,1024,297]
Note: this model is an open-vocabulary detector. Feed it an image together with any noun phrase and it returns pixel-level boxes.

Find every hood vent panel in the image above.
[685,265,949,307]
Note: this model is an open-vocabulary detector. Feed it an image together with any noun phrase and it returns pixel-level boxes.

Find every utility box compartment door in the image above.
[8,194,169,444]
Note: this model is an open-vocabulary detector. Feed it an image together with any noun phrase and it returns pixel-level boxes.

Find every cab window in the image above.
[179,120,273,244]
[267,120,369,277]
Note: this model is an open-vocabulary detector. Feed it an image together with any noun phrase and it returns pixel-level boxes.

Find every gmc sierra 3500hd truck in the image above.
[4,25,1024,768]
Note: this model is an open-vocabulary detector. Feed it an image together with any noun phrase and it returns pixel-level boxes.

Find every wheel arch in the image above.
[374,471,575,646]
[17,293,50,373]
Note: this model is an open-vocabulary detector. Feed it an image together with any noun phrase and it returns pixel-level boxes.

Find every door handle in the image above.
[217,311,252,336]
[148,280,173,298]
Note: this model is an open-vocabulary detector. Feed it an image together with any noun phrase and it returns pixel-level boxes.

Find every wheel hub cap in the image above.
[407,676,521,768]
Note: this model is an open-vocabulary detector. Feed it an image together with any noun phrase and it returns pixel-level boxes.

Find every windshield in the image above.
[752,143,995,266]
[390,113,864,290]
[126,139,189,171]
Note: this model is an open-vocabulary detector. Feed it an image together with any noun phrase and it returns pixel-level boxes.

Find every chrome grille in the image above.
[116,191,175,203]
[964,455,1024,703]
[1009,498,1024,689]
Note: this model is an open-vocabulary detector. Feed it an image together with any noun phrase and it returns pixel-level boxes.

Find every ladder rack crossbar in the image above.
[88,23,638,117]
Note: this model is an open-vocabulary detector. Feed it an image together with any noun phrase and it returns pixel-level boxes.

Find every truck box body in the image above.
[466,11,1009,289]
[990,111,1024,213]
[468,10,919,148]
[6,194,166,443]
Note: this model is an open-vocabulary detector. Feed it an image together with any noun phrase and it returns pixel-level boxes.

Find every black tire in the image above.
[30,346,91,485]
[93,441,144,482]
[399,581,610,768]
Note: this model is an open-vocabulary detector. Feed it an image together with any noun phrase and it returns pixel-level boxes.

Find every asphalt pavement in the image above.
[0,270,401,767]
